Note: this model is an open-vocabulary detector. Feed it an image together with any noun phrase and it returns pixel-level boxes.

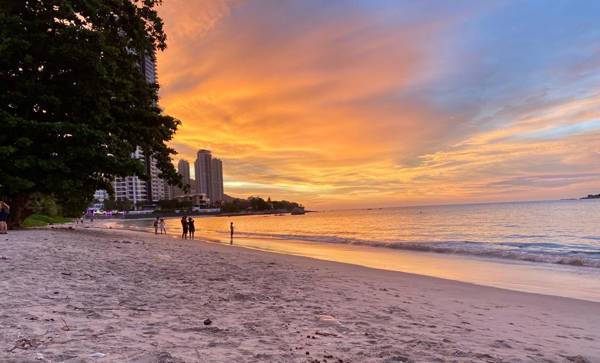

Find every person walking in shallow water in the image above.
[230,222,234,245]
[181,216,188,239]
[0,201,10,234]
[187,217,195,240]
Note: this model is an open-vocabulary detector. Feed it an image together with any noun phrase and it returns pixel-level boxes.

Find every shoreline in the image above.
[97,219,600,303]
[1,226,599,362]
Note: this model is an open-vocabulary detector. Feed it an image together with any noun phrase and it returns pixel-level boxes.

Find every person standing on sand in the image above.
[181,216,188,239]
[187,217,195,240]
[159,218,166,234]
[0,201,10,234]
[230,222,234,245]
[154,217,159,234]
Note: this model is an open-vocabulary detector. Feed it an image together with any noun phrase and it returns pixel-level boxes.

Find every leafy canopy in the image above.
[0,0,182,222]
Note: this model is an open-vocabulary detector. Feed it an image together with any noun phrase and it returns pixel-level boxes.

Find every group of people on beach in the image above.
[153,216,235,244]
[153,217,167,235]
[0,201,10,234]
[180,216,196,240]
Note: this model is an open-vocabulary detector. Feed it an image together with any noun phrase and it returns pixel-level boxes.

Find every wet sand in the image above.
[1,226,599,362]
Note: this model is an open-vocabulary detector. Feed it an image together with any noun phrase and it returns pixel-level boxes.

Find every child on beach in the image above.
[159,218,166,234]
[181,216,188,239]
[154,217,159,234]
[0,201,10,234]
[187,217,195,240]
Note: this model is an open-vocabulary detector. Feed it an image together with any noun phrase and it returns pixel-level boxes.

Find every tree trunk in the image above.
[7,194,32,229]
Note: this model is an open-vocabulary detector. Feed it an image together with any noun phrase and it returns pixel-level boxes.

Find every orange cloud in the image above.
[156,1,600,209]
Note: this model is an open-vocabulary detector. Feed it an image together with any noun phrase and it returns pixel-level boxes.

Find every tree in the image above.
[248,196,269,211]
[157,198,192,211]
[0,1,182,227]
[103,197,133,212]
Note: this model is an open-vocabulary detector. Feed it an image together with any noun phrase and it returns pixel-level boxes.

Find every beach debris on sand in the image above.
[6,337,37,352]
[562,355,591,363]
[131,351,184,363]
[316,314,340,325]
[315,330,339,337]
[382,355,413,363]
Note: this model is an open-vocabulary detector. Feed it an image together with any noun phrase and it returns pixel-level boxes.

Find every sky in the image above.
[156,0,600,209]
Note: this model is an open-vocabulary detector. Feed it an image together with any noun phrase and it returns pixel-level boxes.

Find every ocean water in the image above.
[108,199,600,301]
[152,199,600,268]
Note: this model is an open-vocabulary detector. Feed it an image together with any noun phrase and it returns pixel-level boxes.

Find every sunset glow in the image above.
[157,0,600,209]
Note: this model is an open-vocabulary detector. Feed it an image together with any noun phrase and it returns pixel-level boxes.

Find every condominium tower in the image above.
[102,54,167,207]
[194,150,224,204]
[211,158,224,203]
[178,159,191,187]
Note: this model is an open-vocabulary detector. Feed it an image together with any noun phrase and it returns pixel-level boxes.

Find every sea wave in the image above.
[227,231,600,268]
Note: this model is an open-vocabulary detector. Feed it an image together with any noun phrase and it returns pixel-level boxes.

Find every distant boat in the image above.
[291,207,305,215]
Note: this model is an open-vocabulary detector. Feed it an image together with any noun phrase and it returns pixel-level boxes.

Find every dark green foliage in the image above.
[0,0,182,227]
[28,193,61,217]
[221,196,302,213]
[27,192,91,218]
[249,196,269,211]
[270,199,302,211]
[220,198,250,213]
[157,198,193,212]
[103,197,134,212]
[23,213,71,228]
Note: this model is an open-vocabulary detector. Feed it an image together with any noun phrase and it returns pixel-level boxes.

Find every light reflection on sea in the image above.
[106,199,600,302]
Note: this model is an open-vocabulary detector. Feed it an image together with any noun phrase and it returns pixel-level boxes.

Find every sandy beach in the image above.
[1,226,599,362]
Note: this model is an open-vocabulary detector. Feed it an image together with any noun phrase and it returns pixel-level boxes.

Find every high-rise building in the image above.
[189,178,196,194]
[178,159,191,187]
[112,148,148,205]
[211,158,224,203]
[193,150,225,205]
[148,156,167,201]
[194,150,212,199]
[167,159,191,199]
[93,190,109,202]
[96,54,168,208]
[140,52,157,85]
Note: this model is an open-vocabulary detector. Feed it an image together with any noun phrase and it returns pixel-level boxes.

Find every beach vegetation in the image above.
[157,198,193,212]
[0,1,182,227]
[23,214,71,228]
[221,196,302,213]
[103,197,134,212]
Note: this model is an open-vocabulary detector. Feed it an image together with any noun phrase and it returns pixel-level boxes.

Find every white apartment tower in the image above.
[112,148,148,204]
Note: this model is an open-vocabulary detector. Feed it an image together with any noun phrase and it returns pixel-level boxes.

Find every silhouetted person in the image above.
[0,201,9,234]
[187,217,195,240]
[154,217,159,234]
[181,216,188,239]
[159,218,166,234]
[230,222,234,245]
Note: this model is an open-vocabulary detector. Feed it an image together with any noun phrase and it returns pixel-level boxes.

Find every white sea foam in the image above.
[116,199,600,269]
[228,231,600,268]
